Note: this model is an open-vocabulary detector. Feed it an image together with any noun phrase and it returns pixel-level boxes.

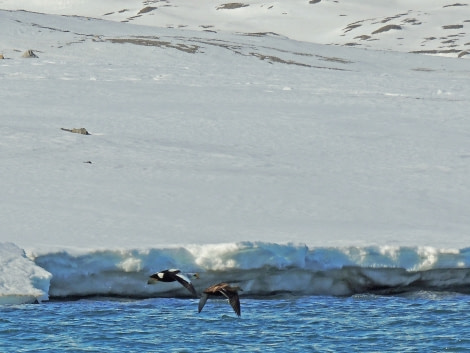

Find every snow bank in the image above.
[0,243,51,304]
[2,242,469,302]
[21,242,470,299]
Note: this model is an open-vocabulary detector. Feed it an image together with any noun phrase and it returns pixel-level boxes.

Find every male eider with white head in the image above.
[198,282,243,317]
[148,269,199,297]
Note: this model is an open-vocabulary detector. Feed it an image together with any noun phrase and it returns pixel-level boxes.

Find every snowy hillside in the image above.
[1,1,470,251]
[1,0,470,304]
[2,0,469,57]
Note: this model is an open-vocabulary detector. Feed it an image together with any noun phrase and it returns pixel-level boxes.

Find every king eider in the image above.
[198,282,243,317]
[148,269,199,297]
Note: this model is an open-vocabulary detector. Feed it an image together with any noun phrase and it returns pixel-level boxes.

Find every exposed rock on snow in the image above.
[61,128,91,135]
[217,3,249,10]
[22,49,38,58]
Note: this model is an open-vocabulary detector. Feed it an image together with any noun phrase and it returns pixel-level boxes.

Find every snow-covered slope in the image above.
[2,6,469,250]
[2,0,469,57]
[1,2,469,303]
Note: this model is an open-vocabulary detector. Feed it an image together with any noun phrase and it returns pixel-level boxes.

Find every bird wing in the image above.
[220,289,241,317]
[198,293,209,313]
[173,272,198,297]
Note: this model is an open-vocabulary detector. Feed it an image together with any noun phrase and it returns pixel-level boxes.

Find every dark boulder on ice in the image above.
[61,127,91,135]
[22,49,38,58]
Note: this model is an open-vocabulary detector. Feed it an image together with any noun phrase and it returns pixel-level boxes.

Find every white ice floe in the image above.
[0,243,51,304]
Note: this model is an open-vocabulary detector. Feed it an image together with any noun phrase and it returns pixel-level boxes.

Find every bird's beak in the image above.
[193,273,200,280]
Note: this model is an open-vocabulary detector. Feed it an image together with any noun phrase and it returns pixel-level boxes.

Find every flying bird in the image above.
[148,269,199,297]
[198,282,243,317]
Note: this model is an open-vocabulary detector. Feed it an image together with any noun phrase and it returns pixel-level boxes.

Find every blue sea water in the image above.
[2,294,469,352]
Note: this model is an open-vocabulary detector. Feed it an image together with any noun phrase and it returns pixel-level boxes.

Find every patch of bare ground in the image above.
[410,49,461,54]
[253,45,353,65]
[344,23,362,33]
[243,32,281,37]
[217,3,249,10]
[250,53,346,70]
[412,68,435,72]
[104,9,130,16]
[372,24,402,34]
[138,6,157,15]
[107,37,199,53]
[458,51,469,58]
[251,53,309,66]
[316,55,352,64]
[380,12,409,24]
[403,18,422,25]
[442,24,464,29]
[106,33,352,70]
[443,3,468,7]
[188,38,351,70]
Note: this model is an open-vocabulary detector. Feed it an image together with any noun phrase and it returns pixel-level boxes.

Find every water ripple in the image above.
[1,295,469,352]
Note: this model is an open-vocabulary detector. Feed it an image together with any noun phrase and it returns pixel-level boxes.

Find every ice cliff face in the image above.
[18,243,470,300]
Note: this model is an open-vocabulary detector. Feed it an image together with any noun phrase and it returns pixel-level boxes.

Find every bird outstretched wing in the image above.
[198,293,209,313]
[173,272,198,297]
[220,289,241,317]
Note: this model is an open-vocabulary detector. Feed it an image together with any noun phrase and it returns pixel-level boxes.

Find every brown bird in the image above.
[148,269,199,297]
[198,282,243,317]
